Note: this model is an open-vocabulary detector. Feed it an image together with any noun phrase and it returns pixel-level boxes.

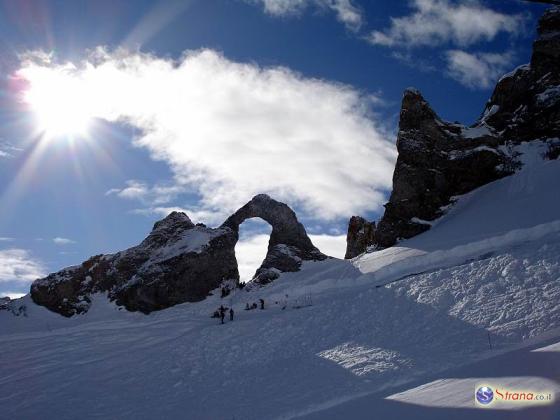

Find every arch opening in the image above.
[234,218,272,283]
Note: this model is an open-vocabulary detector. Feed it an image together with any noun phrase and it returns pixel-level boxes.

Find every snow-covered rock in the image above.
[31,211,239,316]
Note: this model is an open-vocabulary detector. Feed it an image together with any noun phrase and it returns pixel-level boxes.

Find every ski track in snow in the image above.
[1,146,560,419]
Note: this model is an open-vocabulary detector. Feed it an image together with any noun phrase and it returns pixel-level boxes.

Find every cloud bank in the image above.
[0,249,45,283]
[368,0,523,48]
[366,0,523,90]
[0,142,22,158]
[248,0,363,30]
[19,48,396,222]
[53,237,77,245]
[445,50,513,89]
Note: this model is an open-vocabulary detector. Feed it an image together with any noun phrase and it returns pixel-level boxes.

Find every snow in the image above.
[448,145,501,160]
[141,226,224,265]
[497,64,530,83]
[1,144,560,419]
[298,337,560,419]
[536,85,560,107]
[410,217,433,226]
[355,143,560,285]
[461,125,493,139]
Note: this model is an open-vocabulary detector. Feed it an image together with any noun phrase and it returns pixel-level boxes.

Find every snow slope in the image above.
[296,335,560,419]
[1,145,560,419]
[354,142,560,287]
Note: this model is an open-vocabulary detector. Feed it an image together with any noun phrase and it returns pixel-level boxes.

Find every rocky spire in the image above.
[344,216,376,259]
[346,7,560,252]
[531,6,560,75]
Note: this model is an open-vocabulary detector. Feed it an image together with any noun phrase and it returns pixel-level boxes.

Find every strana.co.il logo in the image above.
[475,384,554,407]
[476,386,494,405]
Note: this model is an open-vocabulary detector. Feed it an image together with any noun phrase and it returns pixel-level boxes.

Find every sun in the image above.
[20,65,95,139]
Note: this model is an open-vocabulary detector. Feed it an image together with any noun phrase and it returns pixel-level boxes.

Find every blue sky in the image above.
[0,0,547,297]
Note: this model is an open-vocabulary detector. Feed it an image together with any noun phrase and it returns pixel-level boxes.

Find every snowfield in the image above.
[1,145,560,419]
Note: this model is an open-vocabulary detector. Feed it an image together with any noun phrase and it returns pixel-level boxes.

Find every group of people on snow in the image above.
[212,298,266,325]
[245,298,264,311]
[212,305,234,324]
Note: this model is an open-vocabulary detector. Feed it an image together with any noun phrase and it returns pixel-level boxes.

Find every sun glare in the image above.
[21,66,95,139]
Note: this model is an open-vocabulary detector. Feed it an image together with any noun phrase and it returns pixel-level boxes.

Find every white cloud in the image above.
[0,292,26,299]
[0,249,46,283]
[309,233,346,258]
[18,48,396,221]
[106,180,184,205]
[248,0,363,30]
[445,50,513,89]
[0,237,14,242]
[106,180,149,200]
[53,237,77,245]
[235,232,346,281]
[368,0,523,48]
[0,142,23,158]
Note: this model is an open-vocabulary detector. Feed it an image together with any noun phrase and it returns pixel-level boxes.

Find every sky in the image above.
[0,0,548,298]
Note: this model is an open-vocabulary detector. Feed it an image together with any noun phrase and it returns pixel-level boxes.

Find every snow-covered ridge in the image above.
[141,225,228,266]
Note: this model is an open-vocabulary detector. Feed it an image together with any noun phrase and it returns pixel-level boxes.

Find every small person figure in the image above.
[245,303,250,311]
[230,308,234,321]
[259,298,264,310]
[219,305,226,324]
[252,302,258,310]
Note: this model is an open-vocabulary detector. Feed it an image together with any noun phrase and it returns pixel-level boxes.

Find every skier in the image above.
[245,303,250,311]
[259,298,264,310]
[230,308,234,321]
[219,305,226,324]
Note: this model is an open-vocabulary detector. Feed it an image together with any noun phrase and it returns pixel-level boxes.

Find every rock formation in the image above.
[345,216,376,259]
[31,212,238,316]
[345,7,560,256]
[31,195,326,316]
[221,194,327,285]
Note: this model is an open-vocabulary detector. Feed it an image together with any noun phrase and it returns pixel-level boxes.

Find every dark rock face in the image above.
[31,195,327,316]
[346,7,560,251]
[0,297,10,311]
[481,7,560,143]
[31,212,239,316]
[373,89,513,248]
[222,194,327,285]
[345,216,376,259]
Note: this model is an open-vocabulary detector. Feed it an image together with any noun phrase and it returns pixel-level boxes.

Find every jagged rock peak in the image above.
[151,211,194,232]
[352,8,559,251]
[399,88,440,131]
[532,6,560,75]
[537,6,560,39]
[31,212,238,316]
[344,216,376,259]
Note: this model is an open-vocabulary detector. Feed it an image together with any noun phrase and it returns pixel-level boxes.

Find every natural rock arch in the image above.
[222,194,328,284]
[30,194,328,316]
